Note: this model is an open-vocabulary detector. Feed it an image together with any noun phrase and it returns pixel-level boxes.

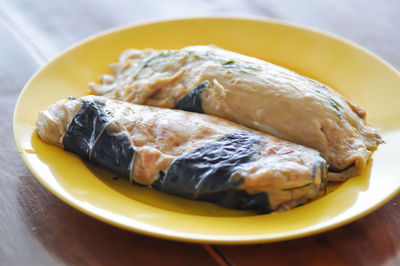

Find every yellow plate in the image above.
[14,17,400,244]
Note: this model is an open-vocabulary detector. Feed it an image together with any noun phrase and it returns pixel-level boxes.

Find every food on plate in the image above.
[89,45,382,181]
[35,95,328,213]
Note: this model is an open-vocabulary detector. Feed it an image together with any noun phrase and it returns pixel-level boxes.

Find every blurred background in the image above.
[1,0,399,68]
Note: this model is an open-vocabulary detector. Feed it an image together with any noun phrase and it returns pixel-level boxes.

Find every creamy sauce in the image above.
[90,45,382,181]
[36,96,327,211]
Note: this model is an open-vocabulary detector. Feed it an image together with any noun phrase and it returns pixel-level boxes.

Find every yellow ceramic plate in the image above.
[14,17,400,244]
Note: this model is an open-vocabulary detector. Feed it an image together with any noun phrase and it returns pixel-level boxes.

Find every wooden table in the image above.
[1,1,399,265]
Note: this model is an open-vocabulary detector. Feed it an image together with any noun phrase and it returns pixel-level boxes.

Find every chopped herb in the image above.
[131,50,175,80]
[222,60,235,65]
[329,98,343,119]
[187,51,201,59]
[329,98,342,111]
[187,51,262,73]
[222,62,262,73]
[314,89,343,119]
[142,50,182,68]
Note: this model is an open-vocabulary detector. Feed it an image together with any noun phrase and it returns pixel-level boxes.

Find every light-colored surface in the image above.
[91,44,381,180]
[14,17,400,244]
[36,95,325,211]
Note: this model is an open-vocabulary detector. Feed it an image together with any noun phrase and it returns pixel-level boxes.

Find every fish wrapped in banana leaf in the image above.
[36,95,328,213]
[89,45,382,181]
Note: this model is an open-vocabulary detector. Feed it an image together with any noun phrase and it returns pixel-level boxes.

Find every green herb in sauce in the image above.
[222,60,262,73]
[136,50,263,75]
[314,89,343,119]
[143,50,183,68]
[187,51,262,74]
[328,98,343,119]
[131,50,181,80]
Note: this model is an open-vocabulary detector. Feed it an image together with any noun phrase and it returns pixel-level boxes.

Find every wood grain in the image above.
[0,0,399,265]
[0,19,53,266]
[217,195,400,266]
[17,175,218,266]
[2,0,399,69]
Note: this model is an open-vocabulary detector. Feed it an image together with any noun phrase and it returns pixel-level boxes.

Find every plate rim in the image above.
[13,16,400,244]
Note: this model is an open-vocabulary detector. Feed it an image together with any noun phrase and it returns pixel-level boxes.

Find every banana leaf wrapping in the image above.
[36,96,328,213]
[90,45,382,181]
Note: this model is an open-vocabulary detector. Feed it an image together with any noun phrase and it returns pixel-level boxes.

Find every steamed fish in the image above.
[90,45,382,180]
[36,95,328,213]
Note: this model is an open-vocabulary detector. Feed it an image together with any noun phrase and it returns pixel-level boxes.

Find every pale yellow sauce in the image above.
[36,96,326,211]
[90,45,382,181]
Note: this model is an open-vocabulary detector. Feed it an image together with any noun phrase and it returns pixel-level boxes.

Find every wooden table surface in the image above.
[1,1,399,265]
